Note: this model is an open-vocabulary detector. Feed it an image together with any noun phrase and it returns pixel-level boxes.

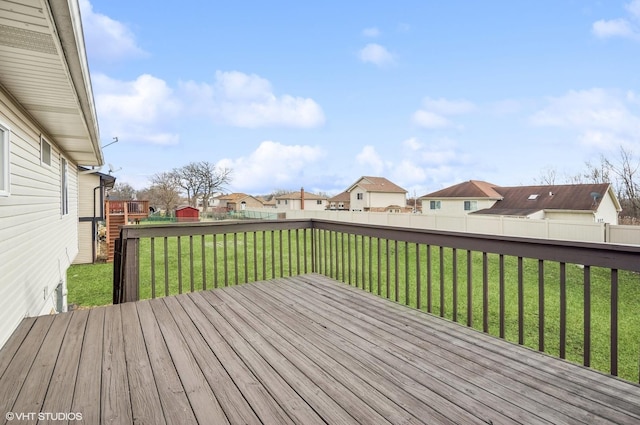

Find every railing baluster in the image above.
[560,262,566,359]
[164,237,169,295]
[254,231,258,282]
[611,268,618,377]
[499,254,505,338]
[303,228,307,274]
[405,241,409,306]
[386,239,390,299]
[427,245,432,314]
[377,238,381,296]
[329,232,335,278]
[279,230,284,278]
[362,236,366,291]
[150,237,156,299]
[416,244,421,310]
[262,231,266,280]
[584,265,591,367]
[201,235,206,290]
[244,232,248,283]
[348,234,352,286]
[395,240,400,303]
[439,246,444,317]
[452,248,458,322]
[178,236,183,294]
[467,250,472,327]
[189,235,195,292]
[368,236,373,293]
[270,231,275,279]
[538,259,544,351]
[213,234,218,288]
[287,229,292,277]
[224,233,229,286]
[234,232,239,285]
[483,252,489,333]
[355,235,360,288]
[518,256,524,345]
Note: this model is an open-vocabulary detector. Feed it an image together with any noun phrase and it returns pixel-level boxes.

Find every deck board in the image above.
[1,273,640,425]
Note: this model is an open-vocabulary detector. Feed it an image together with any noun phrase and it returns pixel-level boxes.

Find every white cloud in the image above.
[412,97,475,129]
[93,73,181,145]
[358,43,395,67]
[530,88,640,150]
[356,145,386,174]
[79,0,147,62]
[412,111,451,129]
[592,0,640,41]
[362,27,380,37]
[180,71,325,128]
[592,18,636,38]
[218,141,325,192]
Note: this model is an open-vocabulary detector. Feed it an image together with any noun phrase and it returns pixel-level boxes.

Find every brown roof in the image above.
[421,180,502,199]
[328,191,350,202]
[275,191,327,200]
[473,183,616,216]
[219,193,252,202]
[348,176,407,193]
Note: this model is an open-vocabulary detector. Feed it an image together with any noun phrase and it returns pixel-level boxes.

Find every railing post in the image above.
[121,227,140,302]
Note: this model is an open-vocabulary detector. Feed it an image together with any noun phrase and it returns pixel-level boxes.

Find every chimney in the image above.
[300,187,305,210]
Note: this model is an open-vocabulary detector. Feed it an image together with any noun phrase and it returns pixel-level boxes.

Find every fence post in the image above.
[121,227,140,302]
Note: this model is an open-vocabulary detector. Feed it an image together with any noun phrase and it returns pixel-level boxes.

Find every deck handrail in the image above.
[114,218,640,382]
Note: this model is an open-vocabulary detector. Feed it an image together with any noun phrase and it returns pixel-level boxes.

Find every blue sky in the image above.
[81,0,640,197]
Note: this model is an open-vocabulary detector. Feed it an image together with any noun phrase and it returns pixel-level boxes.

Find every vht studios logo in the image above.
[6,412,83,421]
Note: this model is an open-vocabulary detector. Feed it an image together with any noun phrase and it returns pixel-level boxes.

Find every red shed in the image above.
[175,206,200,222]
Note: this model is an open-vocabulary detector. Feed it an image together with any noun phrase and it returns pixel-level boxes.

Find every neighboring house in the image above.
[275,189,328,211]
[420,180,503,216]
[257,196,277,208]
[74,168,115,264]
[219,193,264,211]
[0,0,103,347]
[197,191,223,211]
[327,191,350,211]
[421,181,621,224]
[347,176,407,212]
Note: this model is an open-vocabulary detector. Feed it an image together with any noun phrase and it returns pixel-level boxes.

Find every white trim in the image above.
[40,135,52,167]
[0,121,10,196]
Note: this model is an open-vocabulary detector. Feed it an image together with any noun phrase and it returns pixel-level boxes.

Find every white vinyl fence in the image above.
[274,209,640,245]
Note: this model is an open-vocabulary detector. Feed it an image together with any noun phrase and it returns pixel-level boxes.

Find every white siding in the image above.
[0,91,78,348]
[75,221,93,264]
[422,198,497,215]
[594,192,619,225]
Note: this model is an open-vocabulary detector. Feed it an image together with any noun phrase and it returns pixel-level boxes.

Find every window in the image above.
[61,157,68,215]
[356,193,363,200]
[317,200,322,205]
[0,122,9,196]
[464,200,477,211]
[430,200,441,210]
[41,136,52,166]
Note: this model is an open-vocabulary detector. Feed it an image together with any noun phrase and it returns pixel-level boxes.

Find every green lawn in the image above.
[68,230,640,382]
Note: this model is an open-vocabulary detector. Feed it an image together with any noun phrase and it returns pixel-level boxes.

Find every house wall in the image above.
[350,186,406,211]
[543,211,592,222]
[594,192,619,225]
[74,172,101,264]
[0,90,78,348]
[421,198,497,215]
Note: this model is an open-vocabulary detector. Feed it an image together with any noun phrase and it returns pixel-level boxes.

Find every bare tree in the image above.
[535,166,558,186]
[149,172,181,214]
[197,162,232,213]
[173,162,203,207]
[604,146,640,217]
[108,182,136,200]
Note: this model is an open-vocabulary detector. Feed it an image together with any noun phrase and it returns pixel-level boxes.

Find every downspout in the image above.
[92,185,101,263]
[301,187,305,210]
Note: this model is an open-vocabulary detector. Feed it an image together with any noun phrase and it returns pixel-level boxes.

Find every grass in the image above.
[68,229,640,382]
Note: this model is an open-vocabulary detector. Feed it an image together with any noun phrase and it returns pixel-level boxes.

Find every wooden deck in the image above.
[1,275,639,425]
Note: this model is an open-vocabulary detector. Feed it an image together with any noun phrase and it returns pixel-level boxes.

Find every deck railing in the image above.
[107,200,150,216]
[113,218,640,382]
